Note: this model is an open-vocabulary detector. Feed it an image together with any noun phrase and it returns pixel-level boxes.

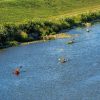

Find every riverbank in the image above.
[0,32,79,49]
[0,11,100,49]
[13,33,77,46]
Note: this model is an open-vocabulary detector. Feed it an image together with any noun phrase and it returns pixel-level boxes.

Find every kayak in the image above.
[67,41,75,44]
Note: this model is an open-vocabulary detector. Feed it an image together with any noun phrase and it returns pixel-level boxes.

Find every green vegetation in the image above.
[0,11,100,48]
[0,0,100,25]
[0,0,100,48]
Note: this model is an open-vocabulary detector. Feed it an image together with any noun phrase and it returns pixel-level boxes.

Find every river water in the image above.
[0,23,100,100]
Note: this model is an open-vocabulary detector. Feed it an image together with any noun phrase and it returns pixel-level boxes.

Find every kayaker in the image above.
[58,57,68,63]
[15,68,20,75]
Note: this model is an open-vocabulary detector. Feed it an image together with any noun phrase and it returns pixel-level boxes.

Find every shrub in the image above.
[4,24,18,41]
[51,32,56,35]
[16,31,29,42]
[64,18,76,27]
[7,41,18,46]
[0,33,7,46]
[80,12,100,22]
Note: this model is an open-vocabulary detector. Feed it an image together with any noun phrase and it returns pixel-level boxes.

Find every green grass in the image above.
[0,0,100,25]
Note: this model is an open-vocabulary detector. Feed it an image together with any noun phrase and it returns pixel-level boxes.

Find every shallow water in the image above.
[0,23,100,100]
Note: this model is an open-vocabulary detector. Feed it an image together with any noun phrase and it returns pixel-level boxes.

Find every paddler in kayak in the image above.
[13,66,22,76]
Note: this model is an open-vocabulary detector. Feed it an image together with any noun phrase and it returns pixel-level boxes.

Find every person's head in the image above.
[16,68,19,71]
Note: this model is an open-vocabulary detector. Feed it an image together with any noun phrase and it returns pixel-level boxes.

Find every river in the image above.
[0,23,100,100]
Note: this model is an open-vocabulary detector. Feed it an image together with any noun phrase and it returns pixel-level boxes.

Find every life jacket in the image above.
[15,69,20,75]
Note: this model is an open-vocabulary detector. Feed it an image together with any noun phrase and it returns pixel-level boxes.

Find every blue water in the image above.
[0,23,100,100]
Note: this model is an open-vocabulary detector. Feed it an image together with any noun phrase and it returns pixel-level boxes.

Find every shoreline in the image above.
[0,33,79,49]
[20,33,78,46]
[0,11,100,49]
[0,21,99,49]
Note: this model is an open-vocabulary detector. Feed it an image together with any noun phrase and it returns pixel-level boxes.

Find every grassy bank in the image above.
[0,11,100,49]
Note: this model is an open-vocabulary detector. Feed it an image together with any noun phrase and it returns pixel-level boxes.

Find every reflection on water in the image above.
[0,23,100,100]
